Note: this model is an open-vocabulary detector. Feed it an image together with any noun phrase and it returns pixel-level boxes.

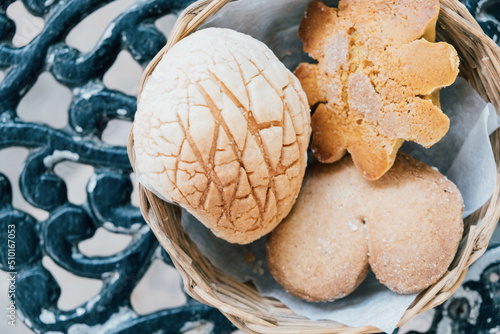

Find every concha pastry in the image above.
[134,28,311,244]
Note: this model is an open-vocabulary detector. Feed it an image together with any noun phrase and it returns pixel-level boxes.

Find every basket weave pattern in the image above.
[127,0,500,332]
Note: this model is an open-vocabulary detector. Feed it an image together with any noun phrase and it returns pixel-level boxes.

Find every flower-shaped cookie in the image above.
[295,0,459,180]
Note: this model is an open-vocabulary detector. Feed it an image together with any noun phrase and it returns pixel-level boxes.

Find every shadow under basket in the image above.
[127,0,500,332]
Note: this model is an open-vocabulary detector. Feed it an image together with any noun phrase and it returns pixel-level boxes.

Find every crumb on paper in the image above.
[245,251,256,263]
[253,260,264,276]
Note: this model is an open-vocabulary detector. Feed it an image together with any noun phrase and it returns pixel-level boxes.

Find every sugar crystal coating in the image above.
[267,154,464,301]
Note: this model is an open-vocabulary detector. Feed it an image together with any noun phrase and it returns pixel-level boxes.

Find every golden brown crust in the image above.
[296,0,459,180]
[266,154,464,300]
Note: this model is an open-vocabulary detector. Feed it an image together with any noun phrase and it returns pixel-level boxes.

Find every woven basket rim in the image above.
[127,0,500,333]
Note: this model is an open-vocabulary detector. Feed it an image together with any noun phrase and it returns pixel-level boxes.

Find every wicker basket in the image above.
[127,0,500,332]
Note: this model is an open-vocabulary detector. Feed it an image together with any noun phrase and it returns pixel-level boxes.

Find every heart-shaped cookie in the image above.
[266,154,463,301]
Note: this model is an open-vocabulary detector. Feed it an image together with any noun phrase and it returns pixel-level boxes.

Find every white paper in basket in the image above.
[402,78,500,217]
[135,0,500,332]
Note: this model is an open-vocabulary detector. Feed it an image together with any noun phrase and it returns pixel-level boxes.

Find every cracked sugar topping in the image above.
[295,0,459,180]
[134,28,311,244]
